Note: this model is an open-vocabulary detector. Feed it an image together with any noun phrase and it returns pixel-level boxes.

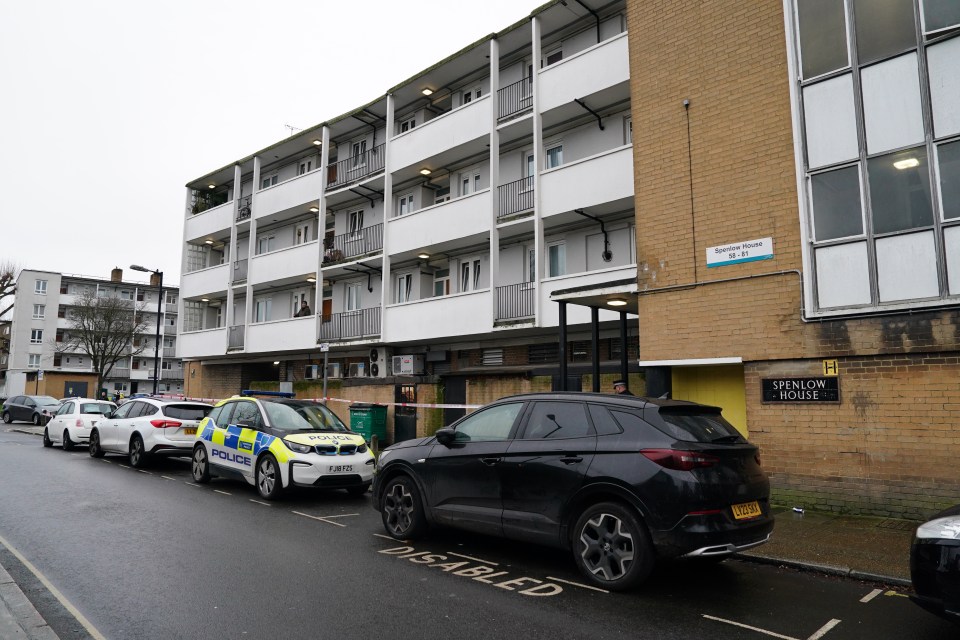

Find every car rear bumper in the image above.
[652,512,776,559]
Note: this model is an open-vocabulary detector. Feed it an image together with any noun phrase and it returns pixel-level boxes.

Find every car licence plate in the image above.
[184,427,197,435]
[328,464,353,473]
[731,501,762,520]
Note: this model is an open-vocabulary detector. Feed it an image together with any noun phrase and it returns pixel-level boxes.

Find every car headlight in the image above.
[916,516,960,541]
[283,440,313,454]
[357,443,368,454]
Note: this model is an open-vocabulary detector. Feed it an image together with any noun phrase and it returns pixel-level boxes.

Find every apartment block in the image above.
[624,0,960,518]
[3,269,184,398]
[179,1,640,417]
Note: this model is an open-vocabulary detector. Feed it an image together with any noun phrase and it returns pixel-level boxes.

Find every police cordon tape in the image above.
[153,393,482,410]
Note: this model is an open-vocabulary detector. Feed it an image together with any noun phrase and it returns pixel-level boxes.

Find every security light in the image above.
[893,158,919,170]
[421,88,434,96]
[309,206,319,213]
[312,139,322,146]
[419,168,432,176]
[207,184,216,189]
[607,298,628,307]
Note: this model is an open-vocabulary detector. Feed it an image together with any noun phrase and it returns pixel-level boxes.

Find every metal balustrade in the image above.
[228,325,245,349]
[497,77,533,119]
[497,177,535,219]
[323,224,383,265]
[495,282,535,321]
[232,259,248,283]
[236,195,252,221]
[318,307,381,341]
[326,144,385,190]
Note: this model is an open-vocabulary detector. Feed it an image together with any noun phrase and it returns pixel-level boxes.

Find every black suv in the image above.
[372,392,773,590]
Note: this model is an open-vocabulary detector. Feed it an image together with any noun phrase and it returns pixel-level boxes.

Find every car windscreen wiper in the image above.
[711,435,743,443]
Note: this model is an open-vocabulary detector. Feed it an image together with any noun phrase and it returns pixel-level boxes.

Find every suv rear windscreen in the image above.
[163,404,212,420]
[650,407,745,443]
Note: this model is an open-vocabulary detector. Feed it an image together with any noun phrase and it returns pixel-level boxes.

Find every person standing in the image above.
[613,379,634,395]
[295,300,312,317]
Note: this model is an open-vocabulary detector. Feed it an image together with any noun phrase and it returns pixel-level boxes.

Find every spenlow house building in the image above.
[5,269,184,399]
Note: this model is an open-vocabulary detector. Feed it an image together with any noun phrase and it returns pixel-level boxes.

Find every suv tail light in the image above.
[149,419,182,429]
[641,449,719,471]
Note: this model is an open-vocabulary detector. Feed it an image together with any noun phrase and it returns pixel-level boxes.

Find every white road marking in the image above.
[249,499,272,506]
[214,490,232,496]
[71,453,85,457]
[0,533,107,640]
[374,533,402,541]
[185,482,202,487]
[291,511,358,527]
[160,475,177,481]
[546,576,609,593]
[807,619,841,640]
[100,459,111,463]
[447,552,498,566]
[119,464,131,469]
[702,615,799,640]
[138,470,153,475]
[860,588,883,603]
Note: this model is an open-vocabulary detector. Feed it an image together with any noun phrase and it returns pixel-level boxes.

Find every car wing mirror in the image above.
[435,427,456,446]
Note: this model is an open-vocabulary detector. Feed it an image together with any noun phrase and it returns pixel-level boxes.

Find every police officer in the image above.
[613,379,633,395]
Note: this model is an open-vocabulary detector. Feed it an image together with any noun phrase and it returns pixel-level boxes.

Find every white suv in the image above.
[89,397,212,468]
[44,398,116,451]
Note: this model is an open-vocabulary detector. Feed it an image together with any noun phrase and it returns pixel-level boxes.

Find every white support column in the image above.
[381,94,395,342]
[531,16,544,327]
[489,38,501,324]
[312,129,330,345]
[246,157,261,330]
[226,163,241,351]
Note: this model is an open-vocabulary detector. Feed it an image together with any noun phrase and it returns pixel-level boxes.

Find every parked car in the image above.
[910,504,960,625]
[191,395,375,500]
[44,399,116,450]
[1,395,60,425]
[372,392,774,591]
[88,397,212,467]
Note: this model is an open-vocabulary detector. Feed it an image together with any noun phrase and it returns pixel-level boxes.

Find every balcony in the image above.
[255,169,323,219]
[495,282,535,322]
[389,98,492,171]
[323,225,382,266]
[236,195,252,222]
[539,32,629,114]
[540,146,633,218]
[231,259,248,284]
[385,290,491,342]
[180,263,229,299]
[388,191,491,256]
[326,144,385,191]
[107,366,130,378]
[184,200,233,243]
[318,307,380,342]
[228,325,244,350]
[247,317,315,353]
[497,177,534,219]
[250,241,319,286]
[497,77,533,120]
[178,328,227,359]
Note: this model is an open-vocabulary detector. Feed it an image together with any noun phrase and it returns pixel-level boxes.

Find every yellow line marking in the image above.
[883,590,909,598]
[0,533,107,640]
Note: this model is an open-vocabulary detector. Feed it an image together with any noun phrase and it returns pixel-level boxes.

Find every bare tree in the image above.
[0,261,19,319]
[56,290,150,397]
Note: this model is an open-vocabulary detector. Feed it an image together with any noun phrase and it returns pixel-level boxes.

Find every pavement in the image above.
[0,424,917,638]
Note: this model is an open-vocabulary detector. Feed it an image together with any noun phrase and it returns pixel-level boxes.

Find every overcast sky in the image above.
[1,0,541,285]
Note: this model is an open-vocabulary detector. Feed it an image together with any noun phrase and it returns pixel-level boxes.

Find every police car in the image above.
[191,392,375,500]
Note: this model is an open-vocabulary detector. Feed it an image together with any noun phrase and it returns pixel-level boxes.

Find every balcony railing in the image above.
[318,307,381,341]
[108,367,130,378]
[228,325,245,349]
[232,259,248,283]
[326,144,385,190]
[495,283,535,321]
[163,347,176,358]
[236,195,252,221]
[323,224,383,265]
[498,77,533,120]
[498,177,534,219]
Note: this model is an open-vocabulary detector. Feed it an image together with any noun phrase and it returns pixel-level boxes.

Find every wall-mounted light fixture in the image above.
[421,88,434,96]
[417,252,431,260]
[419,168,432,176]
[201,298,210,302]
[312,139,322,146]
[309,206,319,213]
[204,239,214,245]
[207,184,216,189]
[893,158,919,170]
[607,298,628,307]
[306,276,317,283]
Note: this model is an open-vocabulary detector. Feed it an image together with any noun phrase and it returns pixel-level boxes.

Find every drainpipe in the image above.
[575,209,612,262]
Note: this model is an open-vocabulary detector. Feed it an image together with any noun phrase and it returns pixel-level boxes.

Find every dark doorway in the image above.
[131,382,139,394]
[394,384,417,443]
[443,376,467,426]
[551,375,582,392]
[64,381,88,398]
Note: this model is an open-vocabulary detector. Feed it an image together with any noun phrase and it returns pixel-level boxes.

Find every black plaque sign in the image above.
[762,377,839,403]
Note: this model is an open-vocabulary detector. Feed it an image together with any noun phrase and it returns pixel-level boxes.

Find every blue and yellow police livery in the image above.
[191,394,375,500]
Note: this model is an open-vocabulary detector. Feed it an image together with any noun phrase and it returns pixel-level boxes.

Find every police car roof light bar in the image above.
[240,390,295,398]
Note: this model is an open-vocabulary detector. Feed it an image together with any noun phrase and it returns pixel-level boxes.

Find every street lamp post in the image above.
[130,265,163,396]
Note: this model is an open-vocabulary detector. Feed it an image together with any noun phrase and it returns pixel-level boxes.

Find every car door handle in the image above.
[560,456,583,464]
[480,457,501,466]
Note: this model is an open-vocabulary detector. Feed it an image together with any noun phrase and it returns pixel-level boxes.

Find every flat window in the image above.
[295,223,311,245]
[397,193,414,216]
[547,243,566,277]
[345,283,361,311]
[923,1,960,34]
[349,210,364,237]
[35,280,47,294]
[298,159,313,175]
[396,274,412,303]
[453,402,522,442]
[937,139,960,220]
[255,298,272,322]
[399,116,416,133]
[797,0,848,78]
[261,175,278,189]
[351,140,367,167]
[32,304,45,319]
[521,402,592,439]
[257,235,275,254]
[544,48,562,66]
[868,147,933,234]
[624,116,633,144]
[853,0,916,65]
[459,258,482,292]
[433,268,450,296]
[30,329,43,344]
[811,165,864,240]
[545,144,563,169]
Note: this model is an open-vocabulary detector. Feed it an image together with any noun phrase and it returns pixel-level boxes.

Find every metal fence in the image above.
[498,177,535,218]
[497,77,533,119]
[228,325,245,349]
[323,224,383,264]
[495,282,535,321]
[236,195,252,221]
[326,144,385,190]
[318,307,381,341]
[232,259,248,283]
